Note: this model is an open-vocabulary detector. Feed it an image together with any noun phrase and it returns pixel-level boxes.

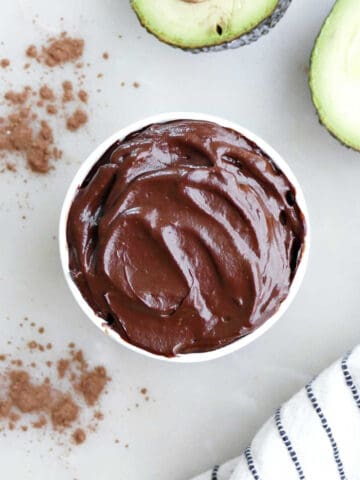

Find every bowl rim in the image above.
[59,112,310,363]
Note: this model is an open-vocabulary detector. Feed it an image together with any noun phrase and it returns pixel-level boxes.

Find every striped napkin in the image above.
[193,346,360,480]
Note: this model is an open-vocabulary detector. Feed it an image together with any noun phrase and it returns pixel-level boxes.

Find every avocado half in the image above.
[310,0,360,151]
[131,0,292,52]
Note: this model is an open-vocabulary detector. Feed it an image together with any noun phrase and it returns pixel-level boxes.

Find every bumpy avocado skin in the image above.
[309,2,360,152]
[132,0,292,53]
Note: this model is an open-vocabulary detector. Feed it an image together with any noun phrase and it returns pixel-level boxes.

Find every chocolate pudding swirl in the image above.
[67,120,306,356]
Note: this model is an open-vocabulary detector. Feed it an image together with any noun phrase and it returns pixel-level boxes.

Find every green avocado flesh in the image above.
[131,0,280,49]
[310,0,360,151]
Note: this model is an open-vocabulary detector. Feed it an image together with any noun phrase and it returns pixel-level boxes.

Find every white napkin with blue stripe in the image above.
[193,346,360,480]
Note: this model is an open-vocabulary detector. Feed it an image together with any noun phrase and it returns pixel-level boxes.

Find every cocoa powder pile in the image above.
[0,343,110,446]
[26,33,84,67]
[0,32,89,173]
[0,91,57,173]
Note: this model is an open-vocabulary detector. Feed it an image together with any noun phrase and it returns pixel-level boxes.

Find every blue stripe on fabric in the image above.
[305,382,346,480]
[244,446,261,480]
[275,407,306,479]
[341,351,360,410]
[211,465,219,480]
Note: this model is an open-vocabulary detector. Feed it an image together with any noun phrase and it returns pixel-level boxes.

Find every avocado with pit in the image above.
[310,0,360,151]
[131,0,292,52]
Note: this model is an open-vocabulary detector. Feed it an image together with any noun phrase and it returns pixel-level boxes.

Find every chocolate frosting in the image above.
[67,120,306,356]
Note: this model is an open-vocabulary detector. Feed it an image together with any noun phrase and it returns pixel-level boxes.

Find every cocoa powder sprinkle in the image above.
[0,91,54,173]
[72,428,86,445]
[66,109,88,131]
[57,359,70,379]
[1,59,10,68]
[51,396,79,428]
[5,88,31,105]
[39,85,55,101]
[78,90,88,103]
[0,400,11,417]
[94,411,104,421]
[43,35,84,67]
[0,343,110,446]
[62,80,74,103]
[46,105,57,115]
[78,367,108,406]
[9,371,51,413]
[32,415,47,429]
[6,163,16,172]
[26,45,38,58]
[1,34,90,174]
[26,34,84,67]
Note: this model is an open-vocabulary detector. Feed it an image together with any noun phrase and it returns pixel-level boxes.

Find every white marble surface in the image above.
[0,0,359,478]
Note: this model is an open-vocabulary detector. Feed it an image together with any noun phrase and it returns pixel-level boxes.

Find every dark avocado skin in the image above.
[132,0,292,53]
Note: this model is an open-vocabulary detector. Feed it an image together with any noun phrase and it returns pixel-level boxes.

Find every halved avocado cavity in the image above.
[310,0,360,150]
[131,0,289,51]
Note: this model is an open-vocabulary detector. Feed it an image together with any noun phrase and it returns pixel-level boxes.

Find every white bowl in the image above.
[59,112,310,363]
